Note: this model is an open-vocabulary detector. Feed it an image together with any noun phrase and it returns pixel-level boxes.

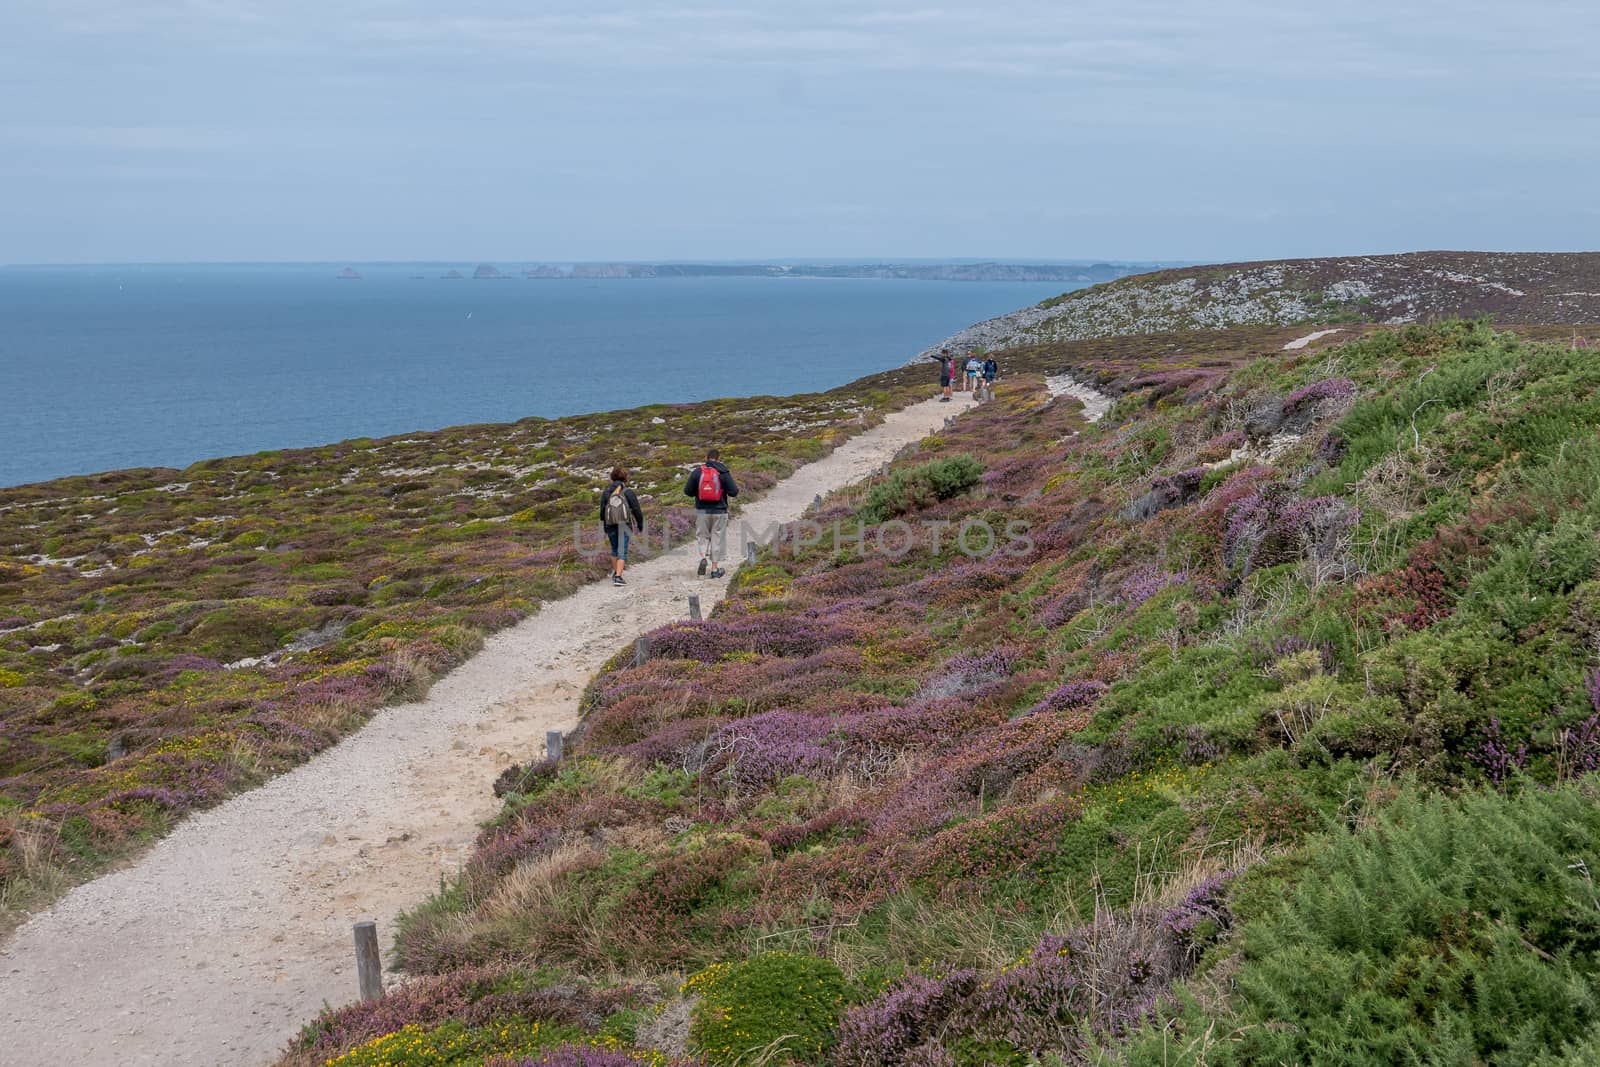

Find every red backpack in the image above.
[697,464,723,502]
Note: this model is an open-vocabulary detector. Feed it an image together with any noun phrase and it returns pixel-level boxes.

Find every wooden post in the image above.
[546,729,564,762]
[353,921,382,1003]
[812,493,822,512]
[745,541,757,565]
[688,594,701,621]
[634,635,650,667]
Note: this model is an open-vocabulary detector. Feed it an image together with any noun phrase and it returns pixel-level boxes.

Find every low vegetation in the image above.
[0,368,926,923]
[931,251,1600,354]
[271,318,1600,1065]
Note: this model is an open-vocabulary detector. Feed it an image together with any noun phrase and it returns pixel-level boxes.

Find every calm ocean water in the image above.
[0,265,1073,487]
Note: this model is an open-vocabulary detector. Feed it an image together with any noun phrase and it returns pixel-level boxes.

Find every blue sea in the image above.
[0,265,1074,488]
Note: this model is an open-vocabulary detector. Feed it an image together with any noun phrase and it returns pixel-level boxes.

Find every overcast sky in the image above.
[3,1,1597,264]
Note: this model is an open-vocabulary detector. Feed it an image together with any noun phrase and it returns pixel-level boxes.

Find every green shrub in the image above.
[1128,782,1600,1065]
[321,1019,571,1065]
[685,951,850,1064]
[858,456,984,523]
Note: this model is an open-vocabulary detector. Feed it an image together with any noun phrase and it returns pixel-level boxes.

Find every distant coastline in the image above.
[8,259,1178,284]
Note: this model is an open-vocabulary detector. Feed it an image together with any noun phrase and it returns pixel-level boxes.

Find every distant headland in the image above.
[507,260,1161,282]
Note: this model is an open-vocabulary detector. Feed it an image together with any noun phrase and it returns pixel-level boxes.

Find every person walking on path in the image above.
[927,348,956,402]
[964,353,981,395]
[685,448,738,578]
[980,355,999,401]
[600,466,645,586]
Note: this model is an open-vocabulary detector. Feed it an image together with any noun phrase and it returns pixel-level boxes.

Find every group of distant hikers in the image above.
[928,348,998,402]
[599,448,737,586]
[598,354,991,584]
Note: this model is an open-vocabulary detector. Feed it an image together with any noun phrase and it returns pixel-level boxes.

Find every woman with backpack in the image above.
[599,466,644,586]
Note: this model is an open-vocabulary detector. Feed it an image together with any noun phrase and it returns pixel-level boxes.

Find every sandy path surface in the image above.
[1282,328,1342,350]
[0,396,959,1067]
[1044,372,1113,422]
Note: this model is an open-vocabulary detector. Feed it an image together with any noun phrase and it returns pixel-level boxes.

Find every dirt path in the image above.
[1044,372,1113,422]
[0,396,960,1067]
[1282,328,1342,350]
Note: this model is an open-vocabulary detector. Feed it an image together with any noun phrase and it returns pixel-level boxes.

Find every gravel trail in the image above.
[0,396,960,1067]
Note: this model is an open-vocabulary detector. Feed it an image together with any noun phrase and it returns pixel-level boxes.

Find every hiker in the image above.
[964,353,981,394]
[599,466,644,586]
[981,355,999,400]
[685,448,738,578]
[927,348,955,401]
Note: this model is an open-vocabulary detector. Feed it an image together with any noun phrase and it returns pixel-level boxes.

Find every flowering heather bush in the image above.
[830,698,995,753]
[842,893,1234,1063]
[915,648,1018,701]
[494,1047,692,1066]
[1470,716,1530,784]
[764,802,870,853]
[907,794,1086,886]
[608,716,724,769]
[1197,429,1246,462]
[1224,486,1357,574]
[1158,870,1235,956]
[696,709,840,789]
[1029,679,1107,715]
[1116,566,1188,608]
[1124,468,1206,521]
[1281,376,1356,415]
[1316,429,1349,466]
[834,969,980,1066]
[643,617,857,661]
[493,757,560,799]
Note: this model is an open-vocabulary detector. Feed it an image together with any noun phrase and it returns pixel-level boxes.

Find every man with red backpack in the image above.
[684,448,738,578]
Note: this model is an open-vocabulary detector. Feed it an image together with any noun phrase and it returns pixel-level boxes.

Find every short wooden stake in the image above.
[634,635,650,667]
[353,921,383,1003]
[688,594,701,621]
[546,729,564,762]
[745,541,758,565]
[812,493,822,512]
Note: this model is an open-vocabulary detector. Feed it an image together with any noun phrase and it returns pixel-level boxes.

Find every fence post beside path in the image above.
[353,921,383,1002]
[688,594,701,621]
[546,730,564,762]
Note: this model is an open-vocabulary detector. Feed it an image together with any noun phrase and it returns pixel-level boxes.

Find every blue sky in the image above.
[3,1,1597,263]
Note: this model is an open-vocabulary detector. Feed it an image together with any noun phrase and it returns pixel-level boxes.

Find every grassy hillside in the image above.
[929,251,1600,355]
[0,367,926,924]
[281,320,1600,1066]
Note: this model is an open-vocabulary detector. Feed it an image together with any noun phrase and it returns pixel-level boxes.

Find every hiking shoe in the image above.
[612,575,625,586]
[709,568,726,579]
[939,396,951,402]
[697,557,708,576]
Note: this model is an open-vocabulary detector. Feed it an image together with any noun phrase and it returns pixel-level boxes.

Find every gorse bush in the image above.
[858,455,984,523]
[322,1019,566,1066]
[684,951,849,1064]
[1129,782,1600,1065]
